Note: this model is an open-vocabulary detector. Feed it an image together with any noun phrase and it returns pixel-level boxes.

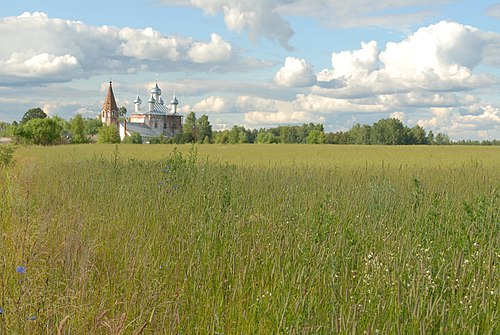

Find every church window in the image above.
[154,122,158,128]
[164,123,167,128]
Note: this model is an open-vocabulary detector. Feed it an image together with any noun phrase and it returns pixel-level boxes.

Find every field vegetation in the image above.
[0,144,498,334]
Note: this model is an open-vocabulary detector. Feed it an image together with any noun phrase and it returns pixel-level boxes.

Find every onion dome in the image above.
[150,81,162,95]
[134,94,142,104]
[170,94,179,105]
[148,94,156,104]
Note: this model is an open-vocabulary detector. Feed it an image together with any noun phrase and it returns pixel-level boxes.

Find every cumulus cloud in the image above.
[417,104,500,140]
[0,12,239,86]
[188,33,232,63]
[119,27,186,61]
[161,0,451,49]
[1,53,81,79]
[315,21,500,97]
[164,0,294,49]
[379,21,485,81]
[244,110,323,125]
[376,92,478,108]
[274,57,316,87]
[294,94,385,113]
[331,41,380,80]
[191,95,232,113]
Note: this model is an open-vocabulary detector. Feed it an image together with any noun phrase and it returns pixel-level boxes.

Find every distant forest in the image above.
[170,112,499,145]
[1,108,499,146]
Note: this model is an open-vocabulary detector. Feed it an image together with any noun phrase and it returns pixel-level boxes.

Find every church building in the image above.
[101,81,183,142]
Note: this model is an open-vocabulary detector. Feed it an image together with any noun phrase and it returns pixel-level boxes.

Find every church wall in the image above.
[129,115,145,123]
[163,115,182,136]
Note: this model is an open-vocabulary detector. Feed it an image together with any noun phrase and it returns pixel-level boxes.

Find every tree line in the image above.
[1,108,102,145]
[1,108,499,145]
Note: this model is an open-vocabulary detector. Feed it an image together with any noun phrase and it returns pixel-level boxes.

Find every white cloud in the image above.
[417,105,500,140]
[234,95,326,126]
[316,21,500,98]
[274,57,316,87]
[198,1,295,49]
[119,27,186,61]
[390,111,406,121]
[486,4,500,19]
[376,92,477,108]
[379,21,485,81]
[0,12,241,86]
[191,95,232,113]
[188,33,232,63]
[0,52,81,78]
[244,110,323,125]
[161,0,452,49]
[331,41,380,80]
[294,94,385,113]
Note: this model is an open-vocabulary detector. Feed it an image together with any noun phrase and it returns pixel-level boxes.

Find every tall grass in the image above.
[0,145,498,334]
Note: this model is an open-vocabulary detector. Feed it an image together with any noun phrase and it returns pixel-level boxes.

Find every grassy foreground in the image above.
[0,144,499,334]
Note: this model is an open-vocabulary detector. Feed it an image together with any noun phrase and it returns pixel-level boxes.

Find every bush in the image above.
[122,132,143,144]
[0,144,15,167]
[13,118,62,145]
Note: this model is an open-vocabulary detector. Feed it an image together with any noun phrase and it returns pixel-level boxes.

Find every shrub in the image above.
[122,132,143,144]
[0,144,15,167]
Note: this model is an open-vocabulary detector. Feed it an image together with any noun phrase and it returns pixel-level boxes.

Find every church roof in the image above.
[122,122,162,139]
[133,102,171,116]
[102,81,119,112]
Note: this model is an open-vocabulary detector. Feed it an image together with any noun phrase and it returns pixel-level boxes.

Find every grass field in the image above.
[1,144,499,334]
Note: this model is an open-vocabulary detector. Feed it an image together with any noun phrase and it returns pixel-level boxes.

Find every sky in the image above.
[1,0,500,140]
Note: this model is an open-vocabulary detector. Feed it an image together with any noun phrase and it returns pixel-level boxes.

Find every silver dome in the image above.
[150,81,162,95]
[170,94,179,105]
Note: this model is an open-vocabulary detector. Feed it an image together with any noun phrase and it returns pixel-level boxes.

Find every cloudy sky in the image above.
[1,0,500,139]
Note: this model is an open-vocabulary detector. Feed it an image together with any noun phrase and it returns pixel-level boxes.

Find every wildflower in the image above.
[0,307,4,315]
[16,266,26,275]
[25,315,36,321]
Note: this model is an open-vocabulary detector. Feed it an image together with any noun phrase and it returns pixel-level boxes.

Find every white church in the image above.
[101,81,183,142]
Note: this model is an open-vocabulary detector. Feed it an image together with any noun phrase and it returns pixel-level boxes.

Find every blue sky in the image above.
[1,0,500,139]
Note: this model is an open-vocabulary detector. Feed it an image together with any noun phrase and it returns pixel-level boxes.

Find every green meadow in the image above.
[1,144,499,334]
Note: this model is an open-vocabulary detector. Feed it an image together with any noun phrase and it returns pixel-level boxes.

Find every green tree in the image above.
[15,118,63,145]
[435,133,451,145]
[51,115,71,143]
[70,114,87,143]
[228,125,245,144]
[371,118,407,145]
[238,130,249,143]
[349,124,371,144]
[408,125,427,145]
[306,129,325,144]
[213,130,230,144]
[427,130,435,145]
[196,114,212,143]
[84,118,103,136]
[119,106,127,117]
[21,107,47,124]
[97,124,120,143]
[182,112,198,142]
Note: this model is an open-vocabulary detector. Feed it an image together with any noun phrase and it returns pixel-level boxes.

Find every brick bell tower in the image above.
[101,81,119,126]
